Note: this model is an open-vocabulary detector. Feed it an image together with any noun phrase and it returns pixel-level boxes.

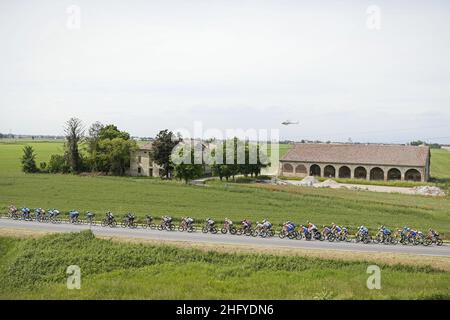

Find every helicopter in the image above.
[281,120,299,125]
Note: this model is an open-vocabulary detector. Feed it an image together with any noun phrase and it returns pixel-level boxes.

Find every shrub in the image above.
[21,145,38,173]
[48,154,70,173]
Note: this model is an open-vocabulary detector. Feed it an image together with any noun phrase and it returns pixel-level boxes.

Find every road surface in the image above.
[1,218,449,257]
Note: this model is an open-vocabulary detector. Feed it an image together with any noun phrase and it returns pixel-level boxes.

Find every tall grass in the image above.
[0,231,448,299]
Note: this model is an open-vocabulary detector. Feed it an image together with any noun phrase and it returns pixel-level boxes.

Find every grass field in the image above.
[1,140,450,235]
[1,140,450,300]
[0,231,448,299]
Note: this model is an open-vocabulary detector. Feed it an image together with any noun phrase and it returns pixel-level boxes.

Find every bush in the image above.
[48,154,70,173]
[21,145,38,173]
[39,162,48,173]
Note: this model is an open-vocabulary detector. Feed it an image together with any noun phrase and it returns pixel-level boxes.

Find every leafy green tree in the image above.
[21,145,38,173]
[152,129,181,178]
[173,147,203,183]
[64,117,84,173]
[98,138,137,175]
[99,124,130,140]
[86,121,104,171]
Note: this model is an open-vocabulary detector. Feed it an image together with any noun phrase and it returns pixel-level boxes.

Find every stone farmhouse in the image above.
[279,143,430,182]
[129,140,214,177]
[128,143,162,177]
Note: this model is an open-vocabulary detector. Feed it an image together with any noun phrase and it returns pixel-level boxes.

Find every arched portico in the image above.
[295,164,307,174]
[405,169,421,181]
[370,167,384,180]
[310,164,321,176]
[354,166,367,179]
[338,166,351,179]
[283,163,293,173]
[324,165,336,178]
[387,168,401,180]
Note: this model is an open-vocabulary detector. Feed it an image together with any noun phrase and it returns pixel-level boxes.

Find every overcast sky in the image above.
[0,0,449,143]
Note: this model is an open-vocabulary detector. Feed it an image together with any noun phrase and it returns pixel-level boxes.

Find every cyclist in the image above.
[283,221,296,234]
[379,225,392,242]
[34,208,45,220]
[206,217,215,227]
[86,211,95,223]
[21,207,31,220]
[126,212,135,223]
[307,221,318,234]
[224,217,233,228]
[69,210,80,223]
[262,219,272,231]
[331,223,342,236]
[162,215,172,228]
[241,219,252,232]
[321,225,332,238]
[106,211,115,223]
[357,225,369,238]
[428,228,439,238]
[299,224,309,237]
[48,209,60,219]
[185,216,194,228]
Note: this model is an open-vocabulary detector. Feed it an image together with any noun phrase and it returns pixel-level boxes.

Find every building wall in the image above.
[279,161,428,182]
[129,150,161,177]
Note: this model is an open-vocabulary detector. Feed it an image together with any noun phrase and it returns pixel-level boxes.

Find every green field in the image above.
[1,140,450,235]
[1,140,450,300]
[0,231,448,299]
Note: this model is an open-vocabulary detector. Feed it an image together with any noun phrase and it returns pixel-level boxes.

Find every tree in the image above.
[86,121,105,171]
[64,117,84,173]
[21,145,38,173]
[98,124,130,140]
[98,138,137,175]
[173,146,203,183]
[152,129,181,178]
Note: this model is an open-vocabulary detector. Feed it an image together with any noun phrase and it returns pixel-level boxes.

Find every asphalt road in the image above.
[1,218,449,257]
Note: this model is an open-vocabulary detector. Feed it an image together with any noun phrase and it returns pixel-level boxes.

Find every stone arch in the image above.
[323,165,336,178]
[338,166,351,178]
[370,167,384,180]
[405,169,421,182]
[387,168,401,180]
[309,164,321,176]
[295,164,307,174]
[354,166,367,179]
[283,163,293,173]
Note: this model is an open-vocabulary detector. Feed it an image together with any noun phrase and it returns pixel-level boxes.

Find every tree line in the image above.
[20,118,270,183]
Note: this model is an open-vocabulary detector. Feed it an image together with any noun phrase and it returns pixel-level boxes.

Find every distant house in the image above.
[128,143,162,177]
[129,140,214,177]
[279,143,431,182]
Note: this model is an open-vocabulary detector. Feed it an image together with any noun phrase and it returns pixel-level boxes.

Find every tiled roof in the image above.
[281,143,429,167]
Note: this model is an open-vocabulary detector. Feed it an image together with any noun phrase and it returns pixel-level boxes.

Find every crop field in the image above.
[1,140,450,235]
[0,231,449,299]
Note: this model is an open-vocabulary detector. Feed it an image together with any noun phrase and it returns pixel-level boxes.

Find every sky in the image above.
[0,0,449,143]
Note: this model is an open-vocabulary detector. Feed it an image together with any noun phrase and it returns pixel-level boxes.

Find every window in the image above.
[137,167,142,174]
[138,156,142,163]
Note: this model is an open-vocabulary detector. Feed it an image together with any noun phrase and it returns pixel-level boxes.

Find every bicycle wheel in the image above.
[221,228,228,234]
[202,226,208,233]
